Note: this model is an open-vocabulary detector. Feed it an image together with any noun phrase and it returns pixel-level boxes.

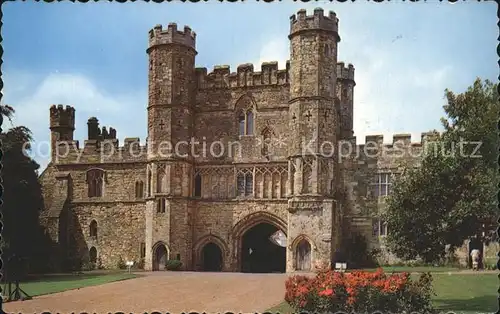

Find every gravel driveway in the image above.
[3,271,288,313]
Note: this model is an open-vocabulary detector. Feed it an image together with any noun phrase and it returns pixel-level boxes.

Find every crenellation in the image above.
[392,133,411,145]
[337,62,355,82]
[196,62,291,90]
[50,104,75,129]
[148,22,196,50]
[289,8,339,39]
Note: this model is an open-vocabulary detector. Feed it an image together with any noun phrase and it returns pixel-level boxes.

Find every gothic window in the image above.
[157,167,167,193]
[238,109,255,136]
[87,168,105,198]
[135,181,144,198]
[89,220,98,238]
[371,173,392,197]
[157,198,166,213]
[246,110,254,135]
[236,172,253,197]
[237,173,245,196]
[194,173,202,197]
[245,173,253,196]
[238,112,246,136]
[147,169,152,196]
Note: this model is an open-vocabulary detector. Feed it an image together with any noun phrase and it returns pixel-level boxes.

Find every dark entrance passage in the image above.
[241,223,286,273]
[153,243,168,271]
[201,242,223,271]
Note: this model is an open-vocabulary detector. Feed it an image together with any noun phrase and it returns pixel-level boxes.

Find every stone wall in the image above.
[70,201,146,268]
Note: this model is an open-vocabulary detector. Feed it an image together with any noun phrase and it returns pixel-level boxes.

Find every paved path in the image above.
[3,272,288,313]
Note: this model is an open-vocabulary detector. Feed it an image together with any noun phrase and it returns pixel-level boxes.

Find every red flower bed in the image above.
[285,268,435,313]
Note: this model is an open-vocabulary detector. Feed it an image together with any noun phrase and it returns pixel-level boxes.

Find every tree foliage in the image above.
[383,78,499,263]
[1,104,52,273]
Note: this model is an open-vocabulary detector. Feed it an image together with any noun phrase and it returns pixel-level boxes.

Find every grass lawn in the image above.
[267,273,498,314]
[1,271,140,298]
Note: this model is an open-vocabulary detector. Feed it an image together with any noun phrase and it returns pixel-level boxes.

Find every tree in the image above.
[1,104,52,273]
[383,78,499,263]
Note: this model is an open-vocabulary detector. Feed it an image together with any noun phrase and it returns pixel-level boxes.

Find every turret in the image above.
[286,9,343,272]
[146,22,197,158]
[289,8,340,99]
[49,105,75,161]
[336,62,356,139]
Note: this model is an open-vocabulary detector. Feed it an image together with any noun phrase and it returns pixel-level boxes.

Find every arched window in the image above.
[157,170,166,193]
[246,110,254,135]
[238,112,246,136]
[135,181,144,198]
[194,173,202,197]
[157,198,166,213]
[89,220,97,238]
[87,169,104,198]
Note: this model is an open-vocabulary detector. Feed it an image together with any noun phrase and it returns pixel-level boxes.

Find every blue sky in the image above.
[2,1,497,170]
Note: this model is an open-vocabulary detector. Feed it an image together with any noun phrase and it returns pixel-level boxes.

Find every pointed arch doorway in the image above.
[201,242,223,272]
[295,239,312,271]
[152,242,169,271]
[233,212,288,273]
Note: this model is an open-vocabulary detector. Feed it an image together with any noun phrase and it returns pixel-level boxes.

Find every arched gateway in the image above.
[232,211,287,273]
[152,242,169,271]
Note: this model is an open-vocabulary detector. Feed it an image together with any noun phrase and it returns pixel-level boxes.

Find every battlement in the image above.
[50,104,75,129]
[54,137,147,165]
[289,8,339,39]
[342,131,442,151]
[148,23,196,51]
[195,61,291,89]
[337,62,355,83]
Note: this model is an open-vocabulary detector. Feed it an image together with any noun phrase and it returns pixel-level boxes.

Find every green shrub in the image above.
[117,256,127,270]
[165,259,182,270]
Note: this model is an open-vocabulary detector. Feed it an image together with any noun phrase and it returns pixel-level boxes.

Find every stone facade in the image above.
[39,8,494,272]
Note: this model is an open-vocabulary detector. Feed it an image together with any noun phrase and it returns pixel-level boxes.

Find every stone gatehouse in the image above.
[39,8,493,272]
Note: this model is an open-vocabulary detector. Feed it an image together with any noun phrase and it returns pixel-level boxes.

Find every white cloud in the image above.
[253,33,450,145]
[253,38,289,70]
[3,71,147,171]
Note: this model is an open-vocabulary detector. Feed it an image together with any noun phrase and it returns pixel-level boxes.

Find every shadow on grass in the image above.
[1,270,128,284]
[434,295,498,313]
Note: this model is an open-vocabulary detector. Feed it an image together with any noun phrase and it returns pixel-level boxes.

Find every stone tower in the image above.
[49,104,75,161]
[144,23,197,270]
[337,62,356,140]
[286,8,341,271]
